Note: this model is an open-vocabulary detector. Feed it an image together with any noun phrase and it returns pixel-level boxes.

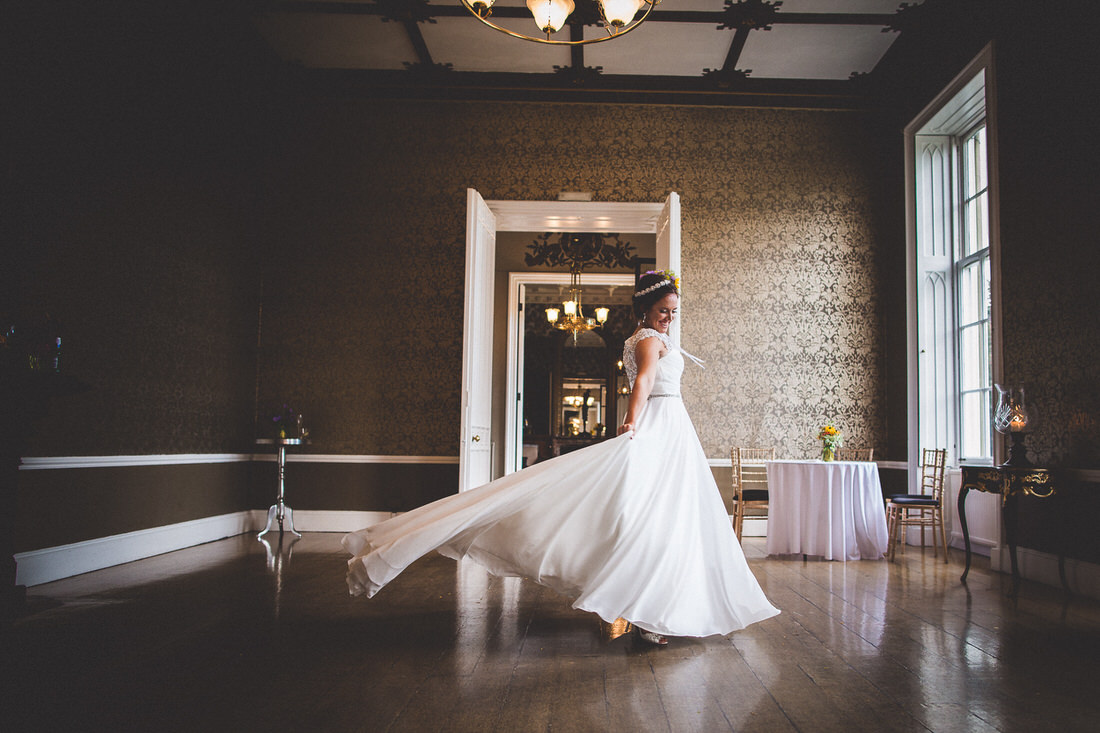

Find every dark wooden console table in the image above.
[958,465,1065,593]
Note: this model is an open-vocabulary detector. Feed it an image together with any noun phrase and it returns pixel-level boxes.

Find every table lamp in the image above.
[993,383,1031,467]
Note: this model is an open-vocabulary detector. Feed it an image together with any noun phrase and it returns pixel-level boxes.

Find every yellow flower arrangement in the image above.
[816,423,843,461]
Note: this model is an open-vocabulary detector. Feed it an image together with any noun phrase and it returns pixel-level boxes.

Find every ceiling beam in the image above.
[269,2,898,27]
[719,26,751,75]
[301,67,866,110]
[403,20,433,66]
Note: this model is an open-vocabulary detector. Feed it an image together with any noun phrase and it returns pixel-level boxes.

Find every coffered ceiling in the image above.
[253,0,927,108]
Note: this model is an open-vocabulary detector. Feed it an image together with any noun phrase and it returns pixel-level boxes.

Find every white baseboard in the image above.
[740,518,768,537]
[993,545,1100,599]
[15,511,255,587]
[14,510,401,586]
[257,509,395,533]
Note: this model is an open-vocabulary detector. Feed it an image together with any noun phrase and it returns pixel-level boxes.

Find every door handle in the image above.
[472,435,481,442]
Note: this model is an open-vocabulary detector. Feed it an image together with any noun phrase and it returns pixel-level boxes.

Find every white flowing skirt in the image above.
[343,397,779,637]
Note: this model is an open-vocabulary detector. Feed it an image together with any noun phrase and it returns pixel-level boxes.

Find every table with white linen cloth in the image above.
[765,460,889,560]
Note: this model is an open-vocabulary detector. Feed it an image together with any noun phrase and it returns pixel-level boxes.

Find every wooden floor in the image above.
[4,534,1100,733]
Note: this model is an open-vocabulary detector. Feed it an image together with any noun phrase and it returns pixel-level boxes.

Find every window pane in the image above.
[979,321,991,385]
[958,324,984,390]
[963,135,978,194]
[960,390,988,458]
[962,193,988,258]
[981,258,991,319]
[958,262,983,325]
[963,199,977,257]
[975,192,989,251]
[974,127,987,191]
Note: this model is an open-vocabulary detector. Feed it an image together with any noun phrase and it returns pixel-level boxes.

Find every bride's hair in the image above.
[632,270,679,318]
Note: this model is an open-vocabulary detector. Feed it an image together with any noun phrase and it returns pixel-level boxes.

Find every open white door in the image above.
[655,192,682,345]
[459,189,496,491]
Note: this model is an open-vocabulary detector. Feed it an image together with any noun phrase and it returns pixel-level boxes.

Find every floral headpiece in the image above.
[634,269,681,298]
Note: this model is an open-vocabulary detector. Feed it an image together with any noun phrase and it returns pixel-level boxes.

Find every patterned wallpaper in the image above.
[19,98,1093,470]
[255,100,887,460]
[997,157,1099,468]
[18,177,261,457]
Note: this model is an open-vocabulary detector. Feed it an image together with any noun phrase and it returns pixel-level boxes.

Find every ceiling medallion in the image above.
[461,0,659,46]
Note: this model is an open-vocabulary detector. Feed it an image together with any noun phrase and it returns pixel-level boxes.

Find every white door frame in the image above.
[505,272,635,475]
[463,194,680,485]
[459,189,496,492]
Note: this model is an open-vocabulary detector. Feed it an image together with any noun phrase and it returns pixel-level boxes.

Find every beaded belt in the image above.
[648,393,681,399]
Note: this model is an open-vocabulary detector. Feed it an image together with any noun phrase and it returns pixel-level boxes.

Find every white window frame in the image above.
[954,124,992,463]
[905,43,1004,489]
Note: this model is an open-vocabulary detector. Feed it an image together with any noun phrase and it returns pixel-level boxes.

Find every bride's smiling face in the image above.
[643,293,679,333]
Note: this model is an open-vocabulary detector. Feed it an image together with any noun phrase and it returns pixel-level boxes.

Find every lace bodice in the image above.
[623,328,676,389]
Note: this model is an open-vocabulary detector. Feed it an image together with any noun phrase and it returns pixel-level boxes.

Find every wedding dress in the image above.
[343,328,779,637]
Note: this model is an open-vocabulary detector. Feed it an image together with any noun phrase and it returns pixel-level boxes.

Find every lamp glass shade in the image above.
[545,307,560,324]
[993,384,1029,433]
[599,0,644,26]
[563,299,577,316]
[526,0,574,33]
[594,307,609,323]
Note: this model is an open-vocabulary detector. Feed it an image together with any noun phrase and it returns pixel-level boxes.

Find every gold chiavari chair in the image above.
[837,447,875,461]
[731,447,775,541]
[886,448,948,561]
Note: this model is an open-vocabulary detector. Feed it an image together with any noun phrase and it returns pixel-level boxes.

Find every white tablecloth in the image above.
[765,460,888,561]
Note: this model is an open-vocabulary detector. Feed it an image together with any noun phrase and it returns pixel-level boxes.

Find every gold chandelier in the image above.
[546,267,609,342]
[461,0,658,45]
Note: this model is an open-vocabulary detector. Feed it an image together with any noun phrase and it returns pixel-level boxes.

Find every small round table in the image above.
[255,438,308,539]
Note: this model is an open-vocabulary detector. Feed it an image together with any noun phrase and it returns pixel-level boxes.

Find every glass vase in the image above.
[822,445,835,462]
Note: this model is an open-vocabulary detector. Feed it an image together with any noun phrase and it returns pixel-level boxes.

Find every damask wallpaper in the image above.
[17,177,261,457]
[256,100,887,461]
[12,3,1098,561]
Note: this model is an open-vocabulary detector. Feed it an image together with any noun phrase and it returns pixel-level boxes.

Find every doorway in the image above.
[505,272,636,475]
[461,191,681,489]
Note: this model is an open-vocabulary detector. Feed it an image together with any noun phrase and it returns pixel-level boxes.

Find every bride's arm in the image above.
[618,337,662,436]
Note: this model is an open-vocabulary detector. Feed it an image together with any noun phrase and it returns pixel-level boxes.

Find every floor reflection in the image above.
[12,535,1100,732]
[258,532,299,618]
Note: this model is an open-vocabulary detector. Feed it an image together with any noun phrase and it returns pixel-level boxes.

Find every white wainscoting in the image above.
[17,455,1099,596]
[18,453,254,469]
[20,453,460,469]
[14,509,398,587]
[993,545,1100,600]
[13,452,450,586]
[944,467,1001,557]
[15,511,255,586]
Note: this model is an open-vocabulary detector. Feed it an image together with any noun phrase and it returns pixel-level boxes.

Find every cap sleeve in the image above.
[622,329,671,387]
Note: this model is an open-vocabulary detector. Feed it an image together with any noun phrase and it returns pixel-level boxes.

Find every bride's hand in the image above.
[617,423,634,436]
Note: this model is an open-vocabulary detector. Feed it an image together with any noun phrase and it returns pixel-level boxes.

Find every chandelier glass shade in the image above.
[462,0,656,45]
[546,269,609,340]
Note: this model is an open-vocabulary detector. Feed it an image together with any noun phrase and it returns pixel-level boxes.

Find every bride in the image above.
[343,270,779,645]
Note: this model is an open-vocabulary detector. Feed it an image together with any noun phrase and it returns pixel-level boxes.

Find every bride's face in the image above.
[643,293,679,333]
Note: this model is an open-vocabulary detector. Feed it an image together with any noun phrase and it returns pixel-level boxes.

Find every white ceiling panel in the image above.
[248,0,929,106]
[739,24,896,79]
[585,22,734,77]
[422,17,572,73]
[255,13,416,70]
